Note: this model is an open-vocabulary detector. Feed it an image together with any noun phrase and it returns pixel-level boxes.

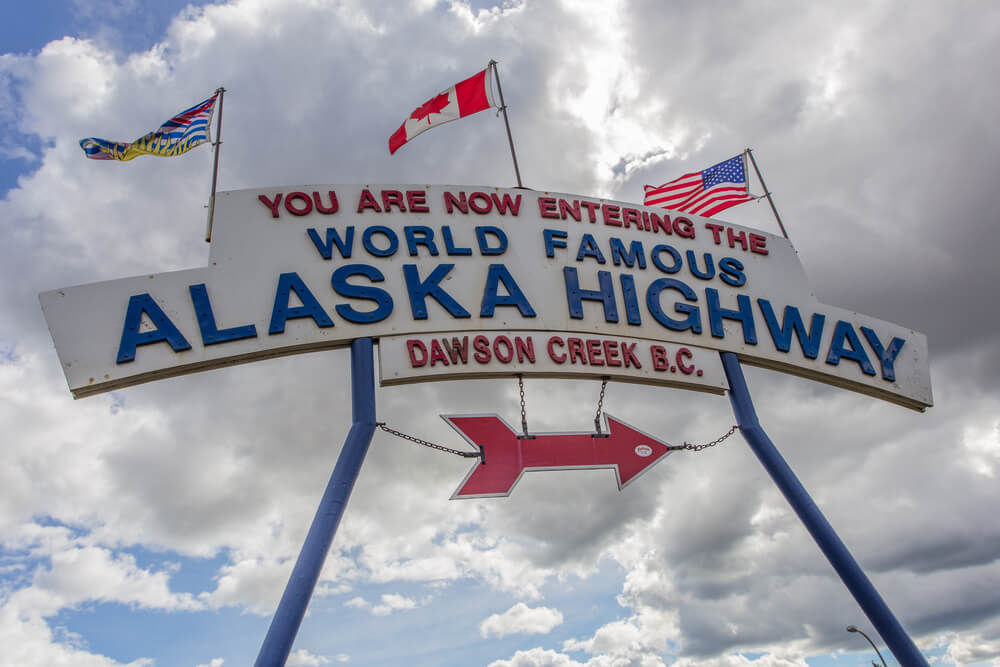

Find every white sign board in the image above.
[40,185,932,410]
[379,331,727,393]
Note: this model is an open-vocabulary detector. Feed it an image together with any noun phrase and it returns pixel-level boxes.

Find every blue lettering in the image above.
[651,244,682,273]
[543,229,568,258]
[576,234,606,263]
[620,274,641,325]
[564,267,618,322]
[826,321,876,375]
[646,278,701,333]
[362,226,399,257]
[609,238,646,269]
[403,264,471,319]
[307,227,354,260]
[861,327,906,382]
[686,250,715,280]
[480,264,536,317]
[758,300,824,358]
[404,226,439,256]
[117,293,192,363]
[706,288,756,344]
[441,226,472,255]
[269,272,334,334]
[718,257,746,287]
[331,265,393,324]
[189,284,257,345]
[476,226,508,255]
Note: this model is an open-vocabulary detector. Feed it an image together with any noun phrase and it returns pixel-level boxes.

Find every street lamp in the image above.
[847,625,888,666]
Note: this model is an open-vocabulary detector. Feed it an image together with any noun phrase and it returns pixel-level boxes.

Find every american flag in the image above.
[80,92,218,161]
[643,154,756,217]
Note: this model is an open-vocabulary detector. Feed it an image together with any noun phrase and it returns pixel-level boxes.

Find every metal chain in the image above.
[668,425,740,452]
[517,374,528,436]
[594,376,609,434]
[376,422,482,459]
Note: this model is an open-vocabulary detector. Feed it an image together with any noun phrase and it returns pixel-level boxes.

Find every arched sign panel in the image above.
[40,185,931,410]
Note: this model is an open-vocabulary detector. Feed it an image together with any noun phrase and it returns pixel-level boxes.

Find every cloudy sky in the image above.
[3,0,1000,665]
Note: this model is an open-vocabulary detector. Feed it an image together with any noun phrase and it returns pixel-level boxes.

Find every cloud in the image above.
[194,660,225,667]
[932,632,1000,666]
[31,545,202,612]
[479,602,564,638]
[345,592,419,616]
[286,648,337,665]
[487,648,586,667]
[0,541,195,667]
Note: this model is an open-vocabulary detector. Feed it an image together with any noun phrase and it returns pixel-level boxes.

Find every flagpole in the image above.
[489,61,523,188]
[745,147,790,242]
[205,87,225,242]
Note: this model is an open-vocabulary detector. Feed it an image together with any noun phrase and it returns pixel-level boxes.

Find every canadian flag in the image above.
[389,65,495,154]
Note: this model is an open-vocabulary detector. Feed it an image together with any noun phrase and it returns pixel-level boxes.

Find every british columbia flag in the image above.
[80,92,218,161]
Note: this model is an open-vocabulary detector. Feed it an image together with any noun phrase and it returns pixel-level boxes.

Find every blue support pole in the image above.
[720,352,927,667]
[255,338,377,667]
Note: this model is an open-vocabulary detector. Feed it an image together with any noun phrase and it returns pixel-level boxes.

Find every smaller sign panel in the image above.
[379,331,727,394]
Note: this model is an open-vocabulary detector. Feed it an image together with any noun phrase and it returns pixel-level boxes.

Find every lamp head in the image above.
[847,625,859,633]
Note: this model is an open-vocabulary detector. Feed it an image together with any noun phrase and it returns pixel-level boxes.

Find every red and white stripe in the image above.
[642,171,704,209]
[643,157,755,218]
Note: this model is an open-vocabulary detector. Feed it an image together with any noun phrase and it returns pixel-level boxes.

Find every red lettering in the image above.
[493,335,514,363]
[580,200,600,223]
[443,336,468,364]
[547,336,566,363]
[429,339,449,366]
[704,222,724,245]
[407,190,430,213]
[603,341,621,367]
[381,189,406,212]
[673,217,696,238]
[538,196,559,219]
[586,339,605,366]
[407,340,428,367]
[357,188,382,213]
[473,335,491,363]
[514,336,535,363]
[469,191,492,214]
[602,204,621,227]
[491,193,521,215]
[621,208,640,229]
[727,227,748,251]
[285,191,313,216]
[444,191,468,214]
[621,342,641,368]
[312,191,339,214]
[651,345,669,371]
[258,193,282,218]
[568,337,586,364]
[650,212,671,234]
[676,347,694,374]
[559,198,581,221]
[750,233,769,255]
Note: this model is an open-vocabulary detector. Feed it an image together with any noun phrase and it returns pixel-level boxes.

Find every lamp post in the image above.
[847,625,888,666]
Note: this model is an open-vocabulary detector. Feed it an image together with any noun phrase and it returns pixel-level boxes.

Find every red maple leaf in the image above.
[410,91,451,124]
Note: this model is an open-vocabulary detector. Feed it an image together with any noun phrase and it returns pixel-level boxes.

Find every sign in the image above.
[39,184,932,410]
[444,414,672,498]
[379,331,726,393]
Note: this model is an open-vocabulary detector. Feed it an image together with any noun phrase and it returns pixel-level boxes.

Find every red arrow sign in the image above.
[443,414,672,499]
